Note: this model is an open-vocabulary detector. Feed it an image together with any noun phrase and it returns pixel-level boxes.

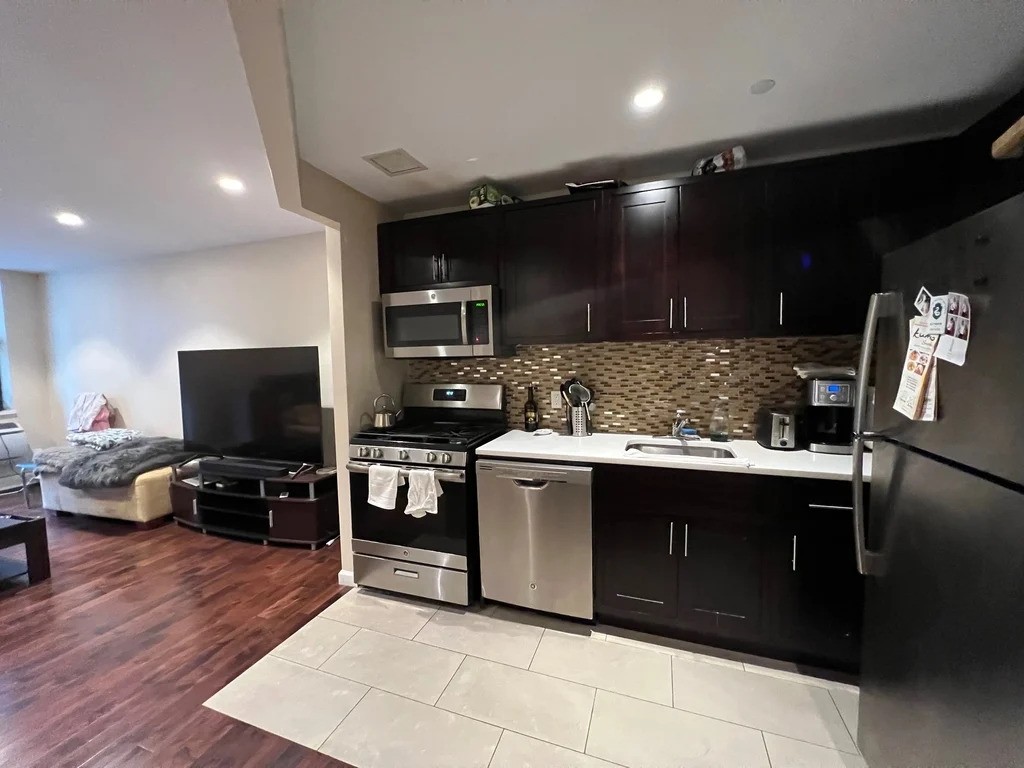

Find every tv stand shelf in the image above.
[170,464,339,549]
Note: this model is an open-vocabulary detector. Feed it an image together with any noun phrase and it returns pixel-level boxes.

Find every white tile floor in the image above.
[206,587,865,768]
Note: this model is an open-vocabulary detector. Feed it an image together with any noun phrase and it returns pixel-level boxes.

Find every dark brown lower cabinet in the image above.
[594,465,864,671]
[677,516,765,642]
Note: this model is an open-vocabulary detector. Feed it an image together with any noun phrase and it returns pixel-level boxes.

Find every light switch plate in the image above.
[550,391,562,410]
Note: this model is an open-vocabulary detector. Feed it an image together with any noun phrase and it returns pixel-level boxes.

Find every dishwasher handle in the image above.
[512,478,550,489]
[477,460,593,486]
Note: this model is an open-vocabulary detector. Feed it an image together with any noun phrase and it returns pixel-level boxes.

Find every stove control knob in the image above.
[399,450,410,460]
[441,453,452,464]
[426,452,437,463]
[371,448,384,460]
[358,447,370,458]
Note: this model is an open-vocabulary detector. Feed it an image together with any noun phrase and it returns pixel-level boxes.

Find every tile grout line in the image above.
[583,687,598,756]
[761,731,773,768]
[485,729,505,768]
[526,627,545,670]
[314,685,371,753]
[829,687,859,750]
[432,654,469,706]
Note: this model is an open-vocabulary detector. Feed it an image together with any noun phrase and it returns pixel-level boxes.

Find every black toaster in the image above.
[755,406,801,450]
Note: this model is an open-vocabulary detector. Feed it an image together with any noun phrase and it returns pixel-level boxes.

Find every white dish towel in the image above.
[405,469,444,518]
[367,465,404,510]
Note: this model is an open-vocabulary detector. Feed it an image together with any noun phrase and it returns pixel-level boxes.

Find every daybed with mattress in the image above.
[34,437,197,525]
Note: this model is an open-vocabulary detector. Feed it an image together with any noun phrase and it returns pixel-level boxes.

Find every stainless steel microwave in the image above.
[382,285,501,358]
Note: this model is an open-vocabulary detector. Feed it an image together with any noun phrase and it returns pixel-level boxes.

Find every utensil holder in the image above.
[570,406,591,437]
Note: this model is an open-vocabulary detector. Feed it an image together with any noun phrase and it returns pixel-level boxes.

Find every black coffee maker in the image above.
[803,377,855,454]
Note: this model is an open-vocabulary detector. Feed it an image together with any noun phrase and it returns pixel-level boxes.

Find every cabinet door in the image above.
[768,482,864,667]
[501,197,602,345]
[607,187,680,338]
[763,161,878,335]
[378,218,441,292]
[595,513,678,619]
[439,213,499,285]
[678,177,766,334]
[677,516,764,640]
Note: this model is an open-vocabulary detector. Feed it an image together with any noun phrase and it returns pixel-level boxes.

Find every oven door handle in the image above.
[346,462,466,484]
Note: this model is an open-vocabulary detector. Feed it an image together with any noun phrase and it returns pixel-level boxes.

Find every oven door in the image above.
[381,285,495,358]
[348,462,469,570]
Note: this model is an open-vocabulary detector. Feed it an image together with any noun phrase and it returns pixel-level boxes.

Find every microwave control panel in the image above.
[468,300,490,345]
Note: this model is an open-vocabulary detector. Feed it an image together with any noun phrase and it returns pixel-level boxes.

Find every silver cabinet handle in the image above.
[852,292,899,575]
[269,508,274,528]
[587,302,592,333]
[431,255,439,282]
[668,521,674,556]
[683,523,689,557]
[394,568,420,579]
[778,291,784,326]
[683,296,688,328]
[616,593,665,606]
[441,253,448,282]
[669,298,674,329]
[792,535,797,571]
[808,503,854,511]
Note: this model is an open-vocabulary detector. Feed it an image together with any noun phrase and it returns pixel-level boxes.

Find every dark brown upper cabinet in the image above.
[758,160,879,336]
[378,211,499,293]
[678,176,767,335]
[500,196,604,346]
[607,186,680,339]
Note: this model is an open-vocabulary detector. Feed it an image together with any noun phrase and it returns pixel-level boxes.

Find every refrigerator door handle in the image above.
[852,291,900,576]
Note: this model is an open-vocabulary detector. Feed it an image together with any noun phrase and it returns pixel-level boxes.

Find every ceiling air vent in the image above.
[363,148,427,177]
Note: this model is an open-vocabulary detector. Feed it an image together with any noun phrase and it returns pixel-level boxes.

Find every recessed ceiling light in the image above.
[466,157,479,163]
[750,79,776,95]
[216,176,246,194]
[632,85,665,112]
[55,211,84,227]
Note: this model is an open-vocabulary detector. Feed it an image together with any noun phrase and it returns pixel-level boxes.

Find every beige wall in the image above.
[325,201,406,574]
[0,271,62,447]
[45,233,332,439]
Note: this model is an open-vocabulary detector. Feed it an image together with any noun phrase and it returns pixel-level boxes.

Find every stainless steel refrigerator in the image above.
[852,193,1024,767]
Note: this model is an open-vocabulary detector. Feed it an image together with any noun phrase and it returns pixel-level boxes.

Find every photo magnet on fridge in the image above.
[914,287,933,316]
[927,294,948,335]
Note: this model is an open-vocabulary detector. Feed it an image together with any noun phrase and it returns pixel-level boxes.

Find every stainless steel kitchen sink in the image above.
[625,441,737,459]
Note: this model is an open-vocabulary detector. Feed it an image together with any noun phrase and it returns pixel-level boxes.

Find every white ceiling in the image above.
[0,0,320,272]
[284,0,1024,214]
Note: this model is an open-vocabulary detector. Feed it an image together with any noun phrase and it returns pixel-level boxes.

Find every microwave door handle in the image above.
[461,302,470,345]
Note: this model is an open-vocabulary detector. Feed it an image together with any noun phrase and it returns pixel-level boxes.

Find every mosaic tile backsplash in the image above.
[408,337,862,438]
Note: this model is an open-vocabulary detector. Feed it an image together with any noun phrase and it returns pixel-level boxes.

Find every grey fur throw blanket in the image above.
[57,437,198,490]
[33,444,95,473]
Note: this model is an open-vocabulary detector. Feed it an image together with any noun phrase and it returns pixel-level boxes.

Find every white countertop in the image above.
[477,431,872,482]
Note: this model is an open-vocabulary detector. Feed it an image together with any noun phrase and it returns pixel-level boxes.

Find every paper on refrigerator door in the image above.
[893,316,940,420]
[934,292,971,366]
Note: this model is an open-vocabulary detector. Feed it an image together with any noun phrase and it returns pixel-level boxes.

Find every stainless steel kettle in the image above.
[373,393,402,429]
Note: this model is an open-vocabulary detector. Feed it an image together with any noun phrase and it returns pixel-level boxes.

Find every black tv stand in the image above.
[198,457,293,479]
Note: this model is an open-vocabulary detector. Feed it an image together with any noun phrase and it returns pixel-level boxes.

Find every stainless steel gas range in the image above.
[346,383,506,605]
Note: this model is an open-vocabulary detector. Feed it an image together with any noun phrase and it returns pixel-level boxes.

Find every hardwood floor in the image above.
[0,493,353,767]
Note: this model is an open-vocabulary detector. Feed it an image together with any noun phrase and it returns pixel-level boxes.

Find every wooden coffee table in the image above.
[0,514,50,584]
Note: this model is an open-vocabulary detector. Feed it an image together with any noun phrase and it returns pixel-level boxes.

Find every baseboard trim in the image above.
[338,569,355,587]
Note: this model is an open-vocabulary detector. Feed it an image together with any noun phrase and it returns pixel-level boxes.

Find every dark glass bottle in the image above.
[524,386,539,432]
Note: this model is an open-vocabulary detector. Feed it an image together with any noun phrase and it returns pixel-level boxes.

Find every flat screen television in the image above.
[178,346,323,465]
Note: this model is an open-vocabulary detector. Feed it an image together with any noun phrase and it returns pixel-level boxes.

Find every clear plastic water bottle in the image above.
[709,401,730,442]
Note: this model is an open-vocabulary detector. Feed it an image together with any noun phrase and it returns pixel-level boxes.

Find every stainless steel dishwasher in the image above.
[476,460,593,620]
